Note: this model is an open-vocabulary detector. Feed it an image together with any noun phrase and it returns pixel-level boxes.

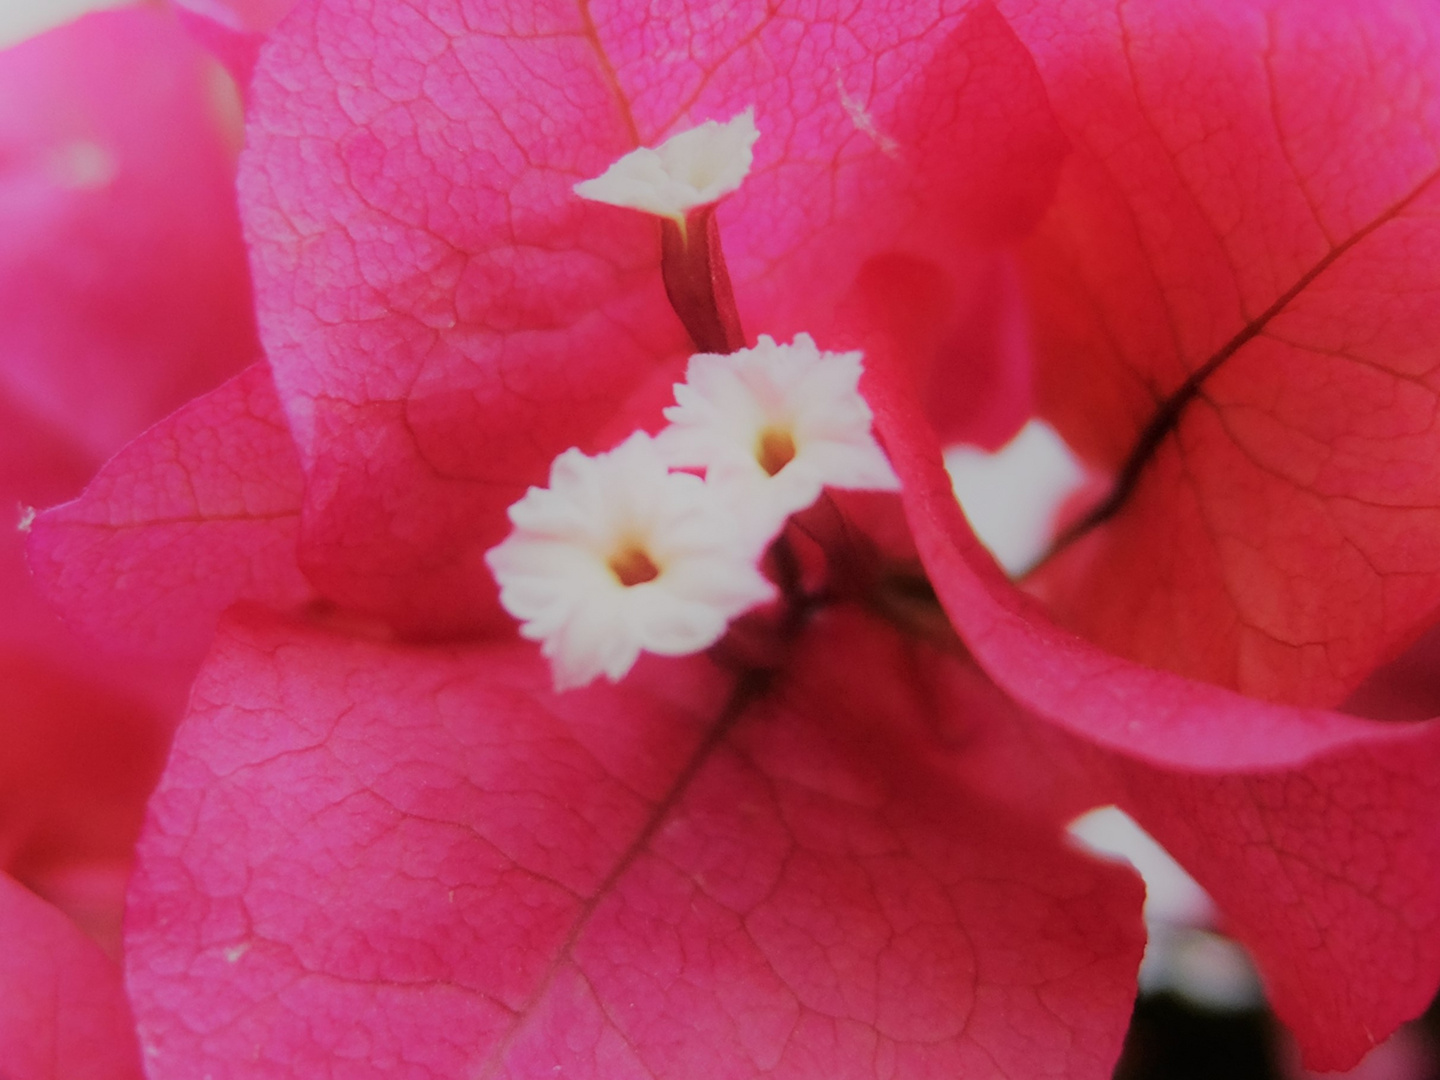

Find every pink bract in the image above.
[230,0,1061,639]
[1011,0,1440,707]
[168,0,300,86]
[0,7,259,1073]
[28,363,314,663]
[0,4,257,458]
[128,607,1144,1078]
[26,0,1440,1076]
[0,1,258,941]
[0,874,144,1080]
[859,305,1440,1066]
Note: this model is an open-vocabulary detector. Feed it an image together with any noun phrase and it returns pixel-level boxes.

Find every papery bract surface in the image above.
[0,875,143,1080]
[2,4,260,948]
[40,0,1440,1076]
[126,607,1144,1080]
[238,0,1063,638]
[4,391,169,960]
[30,364,314,662]
[859,303,1440,1069]
[1001,0,1440,706]
[0,4,257,459]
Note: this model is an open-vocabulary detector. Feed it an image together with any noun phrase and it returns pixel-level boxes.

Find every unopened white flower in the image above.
[657,334,900,543]
[574,109,759,226]
[486,432,776,691]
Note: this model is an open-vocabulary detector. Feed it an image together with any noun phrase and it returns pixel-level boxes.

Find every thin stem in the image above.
[660,204,746,354]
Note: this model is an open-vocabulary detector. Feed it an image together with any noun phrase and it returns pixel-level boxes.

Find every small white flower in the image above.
[657,334,900,543]
[486,432,776,691]
[574,109,759,226]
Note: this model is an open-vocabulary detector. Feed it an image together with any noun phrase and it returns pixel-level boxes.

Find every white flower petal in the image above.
[487,432,775,690]
[574,110,759,223]
[657,333,900,544]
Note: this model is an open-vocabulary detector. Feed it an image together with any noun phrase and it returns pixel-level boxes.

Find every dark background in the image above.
[1115,991,1440,1080]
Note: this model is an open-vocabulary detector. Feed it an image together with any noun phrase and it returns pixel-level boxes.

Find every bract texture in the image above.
[0,650,171,952]
[1000,0,1440,706]
[238,0,1062,638]
[29,364,315,661]
[0,874,144,1080]
[0,4,260,948]
[858,298,1440,1068]
[1113,745,1440,1069]
[3,387,177,953]
[42,0,1440,1074]
[1,391,101,664]
[0,5,257,460]
[126,607,1144,1079]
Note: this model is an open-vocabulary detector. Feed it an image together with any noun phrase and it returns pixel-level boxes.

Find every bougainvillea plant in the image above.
[17,0,1440,1076]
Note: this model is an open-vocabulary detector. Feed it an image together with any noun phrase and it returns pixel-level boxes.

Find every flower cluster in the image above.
[489,117,900,690]
[488,331,900,687]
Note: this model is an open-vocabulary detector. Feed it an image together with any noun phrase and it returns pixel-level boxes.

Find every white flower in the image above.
[657,334,900,543]
[486,432,776,691]
[573,110,759,226]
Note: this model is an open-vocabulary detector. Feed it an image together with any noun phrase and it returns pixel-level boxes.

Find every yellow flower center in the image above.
[755,427,797,477]
[608,543,661,587]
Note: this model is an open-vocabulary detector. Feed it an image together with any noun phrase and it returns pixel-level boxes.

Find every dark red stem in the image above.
[660,203,746,355]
